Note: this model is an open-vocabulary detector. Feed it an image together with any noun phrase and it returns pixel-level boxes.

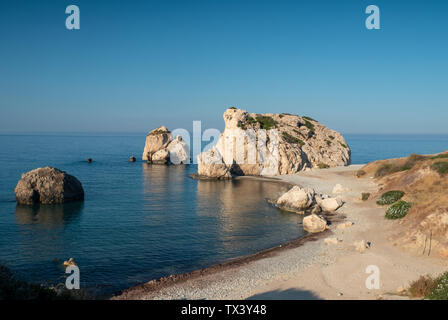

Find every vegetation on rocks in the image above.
[317,163,330,169]
[0,264,90,300]
[409,272,448,300]
[304,120,315,133]
[431,161,448,175]
[282,132,304,145]
[255,116,277,130]
[385,200,412,219]
[376,190,405,205]
[361,193,370,201]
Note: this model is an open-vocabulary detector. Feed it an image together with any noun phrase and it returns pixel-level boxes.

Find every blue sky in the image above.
[0,0,447,134]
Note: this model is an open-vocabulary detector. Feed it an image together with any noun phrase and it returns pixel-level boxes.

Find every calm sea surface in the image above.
[0,133,447,296]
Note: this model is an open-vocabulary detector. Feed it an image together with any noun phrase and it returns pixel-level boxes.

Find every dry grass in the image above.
[408,275,437,298]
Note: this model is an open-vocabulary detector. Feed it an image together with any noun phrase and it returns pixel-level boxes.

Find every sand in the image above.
[114,165,448,300]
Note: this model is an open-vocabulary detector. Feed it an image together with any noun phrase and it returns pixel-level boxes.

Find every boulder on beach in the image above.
[303,214,328,233]
[14,167,84,205]
[320,197,343,212]
[197,107,351,177]
[276,186,315,212]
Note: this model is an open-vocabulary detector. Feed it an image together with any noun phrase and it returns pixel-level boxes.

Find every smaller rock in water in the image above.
[303,214,328,233]
[63,257,77,267]
[332,183,350,194]
[129,156,136,162]
[87,158,93,163]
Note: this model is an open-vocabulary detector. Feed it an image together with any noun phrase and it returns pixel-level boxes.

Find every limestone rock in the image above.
[276,186,315,212]
[321,197,343,212]
[354,240,371,253]
[14,167,84,205]
[152,148,170,164]
[167,136,190,164]
[196,107,351,177]
[332,183,350,194]
[303,214,328,233]
[197,147,232,179]
[142,126,172,161]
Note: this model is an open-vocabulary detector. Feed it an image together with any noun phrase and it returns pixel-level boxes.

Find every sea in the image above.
[0,133,447,296]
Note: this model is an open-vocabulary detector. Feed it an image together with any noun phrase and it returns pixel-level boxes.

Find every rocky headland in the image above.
[197,107,351,179]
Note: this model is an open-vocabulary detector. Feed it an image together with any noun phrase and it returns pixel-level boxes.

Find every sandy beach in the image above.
[114,165,448,300]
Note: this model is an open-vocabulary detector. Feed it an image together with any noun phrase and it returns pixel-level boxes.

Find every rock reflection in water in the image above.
[196,178,302,253]
[15,202,83,226]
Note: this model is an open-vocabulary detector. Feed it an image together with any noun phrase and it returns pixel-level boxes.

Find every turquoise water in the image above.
[0,133,447,296]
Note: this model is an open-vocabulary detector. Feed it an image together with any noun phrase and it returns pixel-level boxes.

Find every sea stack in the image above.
[142,126,189,164]
[196,107,351,178]
[14,167,84,205]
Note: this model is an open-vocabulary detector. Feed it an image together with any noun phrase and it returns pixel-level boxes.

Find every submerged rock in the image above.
[197,107,351,177]
[14,167,84,205]
[129,156,136,162]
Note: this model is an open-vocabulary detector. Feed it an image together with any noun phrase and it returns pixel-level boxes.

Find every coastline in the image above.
[113,164,448,300]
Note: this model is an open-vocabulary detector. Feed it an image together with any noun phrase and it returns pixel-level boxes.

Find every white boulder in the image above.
[303,214,328,233]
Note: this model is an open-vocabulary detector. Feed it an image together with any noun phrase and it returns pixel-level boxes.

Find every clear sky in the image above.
[0,0,447,134]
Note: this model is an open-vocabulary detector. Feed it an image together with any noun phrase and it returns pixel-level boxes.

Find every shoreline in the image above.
[113,164,448,300]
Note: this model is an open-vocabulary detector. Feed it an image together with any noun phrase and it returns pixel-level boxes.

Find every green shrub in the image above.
[282,132,304,145]
[431,154,448,160]
[340,143,348,149]
[427,272,448,300]
[361,193,370,201]
[0,264,91,300]
[328,135,335,140]
[375,164,397,177]
[431,162,448,175]
[256,116,277,130]
[303,116,316,122]
[247,116,257,124]
[304,120,315,133]
[326,140,332,146]
[409,275,438,298]
[385,200,412,219]
[376,190,405,205]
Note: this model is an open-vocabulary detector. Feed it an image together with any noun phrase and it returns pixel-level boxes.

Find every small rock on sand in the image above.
[337,221,354,229]
[324,237,340,245]
[354,240,371,253]
[332,184,350,194]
